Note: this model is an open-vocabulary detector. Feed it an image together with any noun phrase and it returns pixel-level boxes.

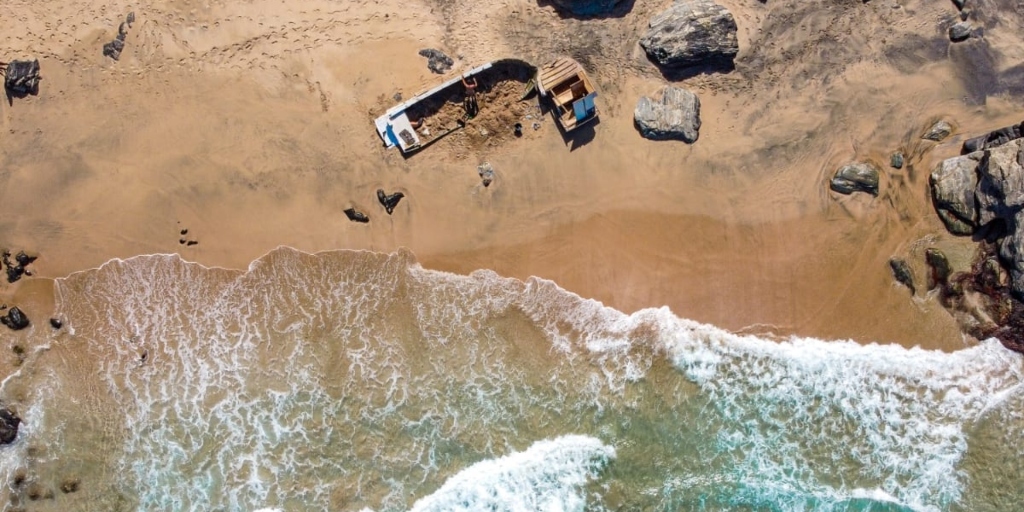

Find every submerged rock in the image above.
[1,307,29,331]
[923,120,953,141]
[0,406,20,444]
[930,153,981,235]
[830,163,879,196]
[633,86,701,143]
[639,0,739,69]
[889,258,916,294]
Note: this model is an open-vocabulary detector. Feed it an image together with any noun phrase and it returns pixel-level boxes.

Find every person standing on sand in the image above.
[462,74,479,118]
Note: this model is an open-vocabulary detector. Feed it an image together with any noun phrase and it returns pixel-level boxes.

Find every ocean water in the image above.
[1,247,1022,511]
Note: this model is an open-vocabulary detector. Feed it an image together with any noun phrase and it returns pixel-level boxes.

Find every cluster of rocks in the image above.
[177,226,198,247]
[2,250,36,283]
[418,49,453,75]
[103,11,136,61]
[929,120,1024,351]
[630,0,739,144]
[344,189,406,223]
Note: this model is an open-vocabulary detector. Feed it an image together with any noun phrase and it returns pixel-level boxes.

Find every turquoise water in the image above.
[2,247,1022,511]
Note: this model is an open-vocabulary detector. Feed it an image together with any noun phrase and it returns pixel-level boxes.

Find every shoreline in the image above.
[2,0,1024,354]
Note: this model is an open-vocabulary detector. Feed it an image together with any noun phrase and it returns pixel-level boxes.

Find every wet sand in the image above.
[2,0,1024,352]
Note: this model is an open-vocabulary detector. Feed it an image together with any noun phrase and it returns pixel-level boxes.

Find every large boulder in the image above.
[634,86,701,143]
[975,140,1024,297]
[930,153,981,235]
[830,163,879,196]
[639,0,739,69]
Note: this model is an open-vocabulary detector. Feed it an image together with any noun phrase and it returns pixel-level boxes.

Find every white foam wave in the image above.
[404,435,615,512]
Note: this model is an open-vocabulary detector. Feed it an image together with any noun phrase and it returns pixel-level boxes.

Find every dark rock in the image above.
[178,238,186,245]
[186,240,198,246]
[126,12,136,26]
[974,139,1024,298]
[889,258,916,294]
[962,122,1023,154]
[343,208,370,223]
[49,318,62,329]
[60,477,79,494]
[830,163,879,196]
[544,0,626,16]
[418,49,453,74]
[478,163,495,187]
[639,0,739,69]
[949,22,972,42]
[922,120,953,141]
[118,21,128,38]
[3,60,41,95]
[1,308,29,331]
[890,152,904,169]
[14,252,35,267]
[951,0,965,9]
[103,39,125,60]
[930,153,981,235]
[376,189,405,215]
[0,406,21,444]
[960,8,971,20]
[633,86,701,143]
[180,228,188,235]
[926,248,952,289]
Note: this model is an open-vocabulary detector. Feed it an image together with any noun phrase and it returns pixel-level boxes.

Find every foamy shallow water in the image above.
[1,247,1021,511]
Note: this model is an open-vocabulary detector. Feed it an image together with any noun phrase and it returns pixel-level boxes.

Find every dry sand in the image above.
[1,0,1023,350]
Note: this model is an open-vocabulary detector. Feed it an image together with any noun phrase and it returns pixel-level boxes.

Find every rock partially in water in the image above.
[926,248,952,290]
[962,122,1023,154]
[49,318,62,329]
[830,163,879,196]
[0,406,21,444]
[639,0,739,69]
[418,49,453,74]
[922,120,953,141]
[1,307,29,331]
[930,153,981,235]
[889,258,916,294]
[633,86,701,143]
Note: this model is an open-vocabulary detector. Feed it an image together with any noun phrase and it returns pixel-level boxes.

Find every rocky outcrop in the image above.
[962,121,1023,154]
[930,153,981,235]
[633,86,701,143]
[639,0,739,69]
[889,258,916,294]
[830,163,879,196]
[1,307,29,331]
[0,406,20,444]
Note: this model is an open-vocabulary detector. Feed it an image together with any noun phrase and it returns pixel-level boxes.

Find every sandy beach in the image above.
[2,0,1023,351]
